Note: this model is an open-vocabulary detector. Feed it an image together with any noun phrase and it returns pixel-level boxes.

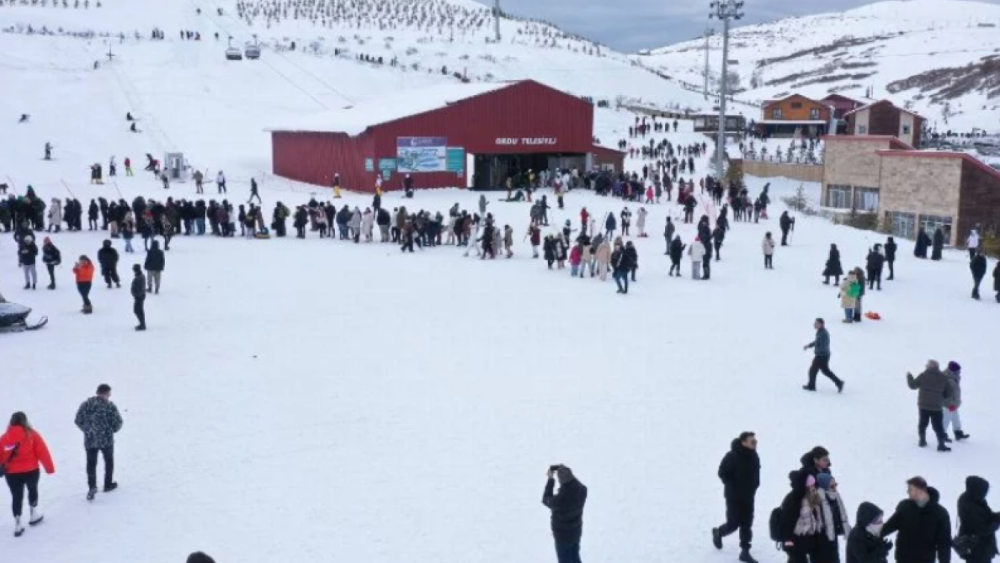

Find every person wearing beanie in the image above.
[187,553,216,563]
[97,239,121,289]
[542,464,587,563]
[907,361,954,451]
[942,362,969,442]
[130,264,146,331]
[815,473,851,563]
[846,502,892,563]
[881,477,952,563]
[712,432,760,563]
[41,237,61,290]
[957,476,998,563]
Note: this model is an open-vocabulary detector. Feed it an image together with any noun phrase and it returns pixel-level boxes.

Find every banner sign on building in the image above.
[378,158,397,171]
[397,137,448,173]
[446,148,465,174]
[365,158,374,172]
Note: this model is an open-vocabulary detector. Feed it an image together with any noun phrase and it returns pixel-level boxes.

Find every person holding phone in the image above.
[542,465,588,563]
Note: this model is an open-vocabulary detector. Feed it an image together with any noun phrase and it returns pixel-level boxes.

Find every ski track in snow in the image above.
[1,2,999,562]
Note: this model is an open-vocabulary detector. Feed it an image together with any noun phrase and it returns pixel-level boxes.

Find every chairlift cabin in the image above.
[163,152,190,182]
[225,37,243,61]
[244,35,261,60]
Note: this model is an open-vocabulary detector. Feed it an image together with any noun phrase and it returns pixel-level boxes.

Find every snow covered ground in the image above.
[2,1,1000,562]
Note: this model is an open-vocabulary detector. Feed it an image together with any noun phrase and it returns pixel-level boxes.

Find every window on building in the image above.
[902,124,911,135]
[826,184,853,209]
[791,102,803,109]
[886,211,916,240]
[771,108,783,119]
[854,187,880,211]
[858,125,868,135]
[920,214,953,243]
[810,108,821,120]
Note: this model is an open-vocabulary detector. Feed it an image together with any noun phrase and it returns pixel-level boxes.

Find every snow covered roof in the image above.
[757,119,828,125]
[266,81,515,136]
[843,99,924,120]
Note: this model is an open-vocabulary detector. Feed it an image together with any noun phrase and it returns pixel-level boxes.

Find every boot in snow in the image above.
[28,506,43,526]
[712,528,722,550]
[13,517,24,537]
[739,549,758,563]
[104,482,118,493]
[943,435,953,443]
[919,436,927,448]
[87,488,97,501]
[836,381,845,394]
[955,431,970,441]
[937,444,951,452]
[802,385,816,392]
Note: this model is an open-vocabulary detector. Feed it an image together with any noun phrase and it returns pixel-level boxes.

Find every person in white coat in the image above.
[349,207,362,243]
[762,232,776,269]
[47,198,63,233]
[216,171,227,194]
[361,208,375,242]
[688,236,706,280]
[636,207,648,238]
[966,229,980,261]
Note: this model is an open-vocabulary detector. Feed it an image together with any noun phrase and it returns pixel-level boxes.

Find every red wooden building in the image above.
[269,80,620,193]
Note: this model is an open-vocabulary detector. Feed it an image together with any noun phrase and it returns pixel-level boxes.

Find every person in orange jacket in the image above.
[73,255,95,314]
[0,412,55,537]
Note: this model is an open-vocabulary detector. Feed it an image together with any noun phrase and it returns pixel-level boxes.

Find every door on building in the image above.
[886,211,916,239]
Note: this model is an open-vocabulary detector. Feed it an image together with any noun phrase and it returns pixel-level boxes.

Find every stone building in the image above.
[822,136,1000,246]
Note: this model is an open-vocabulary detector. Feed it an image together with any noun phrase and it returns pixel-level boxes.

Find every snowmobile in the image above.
[0,302,48,332]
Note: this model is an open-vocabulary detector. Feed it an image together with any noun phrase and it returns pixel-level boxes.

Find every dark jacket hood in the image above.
[966,476,990,500]
[855,501,883,528]
[928,487,941,506]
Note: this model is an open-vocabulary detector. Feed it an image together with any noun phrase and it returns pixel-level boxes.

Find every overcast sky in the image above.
[500,0,990,52]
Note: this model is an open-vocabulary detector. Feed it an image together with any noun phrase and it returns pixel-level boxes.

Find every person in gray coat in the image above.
[906,360,954,452]
[75,384,124,499]
[803,318,844,393]
[942,361,969,442]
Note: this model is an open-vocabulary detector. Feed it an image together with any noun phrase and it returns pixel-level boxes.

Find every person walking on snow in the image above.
[636,207,647,238]
[542,465,587,563]
[595,237,611,281]
[762,232,775,269]
[803,318,844,393]
[248,178,261,205]
[131,264,146,331]
[47,198,62,233]
[824,244,844,285]
[866,245,885,291]
[0,412,55,537]
[970,251,987,300]
[712,431,760,563]
[611,238,630,294]
[620,207,632,237]
[779,211,795,246]
[73,255,95,313]
[97,240,121,289]
[957,476,998,563]
[503,225,514,259]
[605,212,616,241]
[941,361,969,442]
[664,217,675,255]
[18,235,39,290]
[885,237,897,280]
[75,384,123,501]
[847,502,892,563]
[906,361,954,452]
[216,171,227,194]
[668,236,685,277]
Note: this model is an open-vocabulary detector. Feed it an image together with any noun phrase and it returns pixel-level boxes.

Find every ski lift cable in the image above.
[189,0,351,107]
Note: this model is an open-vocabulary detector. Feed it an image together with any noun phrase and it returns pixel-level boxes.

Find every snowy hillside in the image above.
[638,0,1000,131]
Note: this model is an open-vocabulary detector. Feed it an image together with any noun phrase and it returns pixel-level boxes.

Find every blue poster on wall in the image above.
[397,137,448,173]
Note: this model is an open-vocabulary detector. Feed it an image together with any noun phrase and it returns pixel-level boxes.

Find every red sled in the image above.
[865,311,882,321]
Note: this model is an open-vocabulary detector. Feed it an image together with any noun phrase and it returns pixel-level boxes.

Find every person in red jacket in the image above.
[73,255,96,314]
[0,412,55,537]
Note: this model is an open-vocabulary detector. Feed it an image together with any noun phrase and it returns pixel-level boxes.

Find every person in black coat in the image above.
[713,224,725,261]
[847,502,892,563]
[824,244,843,285]
[779,469,819,563]
[668,236,685,277]
[881,477,952,563]
[624,241,638,282]
[542,465,587,563]
[41,237,61,290]
[130,264,146,331]
[885,237,898,280]
[779,211,795,246]
[867,245,886,291]
[994,262,1000,303]
[970,252,988,300]
[97,240,121,288]
[958,476,1000,563]
[915,229,931,259]
[931,228,945,261]
[712,432,760,563]
[799,446,832,479]
[143,240,165,294]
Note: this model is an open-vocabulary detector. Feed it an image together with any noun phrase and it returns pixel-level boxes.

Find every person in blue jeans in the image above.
[543,465,588,563]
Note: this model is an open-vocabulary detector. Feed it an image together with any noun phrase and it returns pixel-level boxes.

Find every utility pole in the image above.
[709,0,744,179]
[494,0,501,42]
[703,28,713,101]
